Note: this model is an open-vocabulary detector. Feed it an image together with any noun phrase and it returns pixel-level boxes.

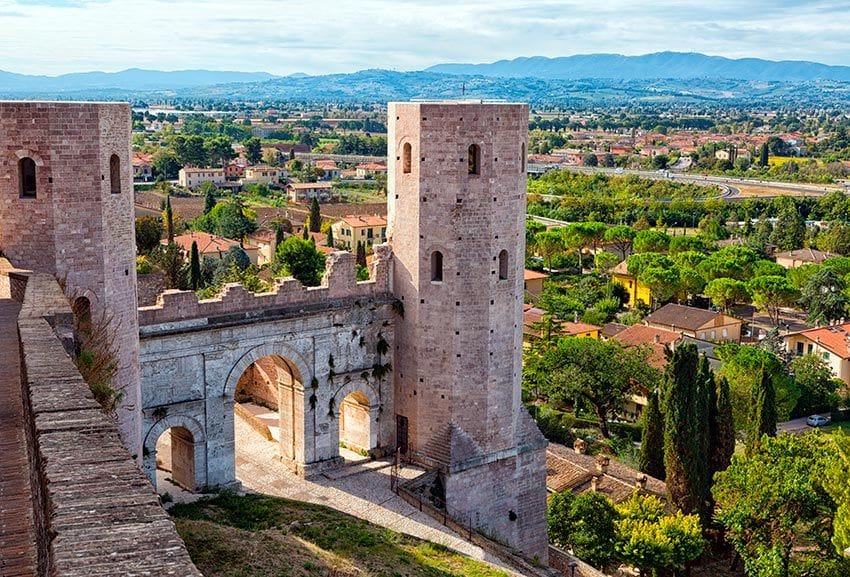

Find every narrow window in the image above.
[431,251,443,282]
[402,142,412,174]
[498,249,508,280]
[19,157,37,198]
[467,144,480,175]
[109,154,121,194]
[521,142,526,173]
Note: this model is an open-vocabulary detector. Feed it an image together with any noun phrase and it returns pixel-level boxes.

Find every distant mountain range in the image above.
[0,68,275,93]
[2,53,850,107]
[427,52,850,82]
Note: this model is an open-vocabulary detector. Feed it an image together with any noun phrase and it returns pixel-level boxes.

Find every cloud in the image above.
[1,0,850,75]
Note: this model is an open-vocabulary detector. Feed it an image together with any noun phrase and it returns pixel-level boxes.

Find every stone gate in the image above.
[138,248,395,491]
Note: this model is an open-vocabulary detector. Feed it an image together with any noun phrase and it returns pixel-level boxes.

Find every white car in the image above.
[806,415,830,427]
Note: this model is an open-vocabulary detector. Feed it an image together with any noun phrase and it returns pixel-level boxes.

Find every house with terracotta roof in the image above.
[546,441,666,504]
[355,163,388,179]
[523,269,548,296]
[178,167,226,189]
[331,215,387,250]
[287,181,335,203]
[169,231,259,265]
[243,165,283,185]
[314,159,341,180]
[644,303,742,343]
[522,305,600,345]
[774,248,831,269]
[132,153,153,181]
[784,322,850,386]
[245,228,277,266]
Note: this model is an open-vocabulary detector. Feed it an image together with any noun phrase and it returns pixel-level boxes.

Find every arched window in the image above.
[521,142,526,173]
[73,296,92,339]
[109,154,121,194]
[498,250,509,280]
[467,144,480,175]
[431,251,443,282]
[402,142,412,174]
[19,157,37,198]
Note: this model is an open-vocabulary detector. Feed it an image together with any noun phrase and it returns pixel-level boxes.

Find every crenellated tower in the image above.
[388,101,548,560]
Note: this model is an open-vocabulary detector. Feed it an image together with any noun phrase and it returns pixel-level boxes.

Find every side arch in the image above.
[223,341,313,399]
[142,414,207,492]
[143,413,207,453]
[331,378,380,412]
[12,149,45,166]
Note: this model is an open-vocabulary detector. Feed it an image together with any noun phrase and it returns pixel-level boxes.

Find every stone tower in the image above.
[388,101,548,560]
[0,102,141,458]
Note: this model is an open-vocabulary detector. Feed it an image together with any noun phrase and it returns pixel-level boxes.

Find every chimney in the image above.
[595,454,610,474]
[590,474,601,492]
[573,438,588,455]
[653,333,661,344]
[635,474,648,491]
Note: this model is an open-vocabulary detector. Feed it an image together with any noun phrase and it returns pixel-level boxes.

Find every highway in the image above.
[544,164,846,201]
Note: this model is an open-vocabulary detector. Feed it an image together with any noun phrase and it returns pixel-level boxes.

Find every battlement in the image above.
[139,244,392,331]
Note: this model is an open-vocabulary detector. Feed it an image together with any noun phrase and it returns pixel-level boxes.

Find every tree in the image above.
[792,354,841,415]
[633,230,670,254]
[135,216,163,255]
[759,142,769,167]
[210,199,257,242]
[245,137,262,165]
[748,275,800,326]
[164,195,174,243]
[582,152,598,167]
[152,149,181,179]
[639,389,665,480]
[746,368,777,456]
[668,235,707,255]
[222,245,251,272]
[704,277,751,312]
[172,134,207,166]
[824,434,850,557]
[637,266,679,309]
[540,337,660,438]
[697,246,759,281]
[710,376,735,477]
[309,197,322,233]
[275,236,325,286]
[202,182,217,215]
[799,267,848,324]
[148,243,185,290]
[189,241,201,290]
[614,493,705,577]
[205,135,235,167]
[769,197,806,251]
[604,225,636,259]
[356,241,367,268]
[534,230,565,271]
[714,434,849,577]
[326,226,334,248]
[818,222,850,256]
[547,491,618,569]
[664,344,711,520]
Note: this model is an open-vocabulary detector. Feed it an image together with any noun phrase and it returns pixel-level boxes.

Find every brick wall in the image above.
[17,273,200,576]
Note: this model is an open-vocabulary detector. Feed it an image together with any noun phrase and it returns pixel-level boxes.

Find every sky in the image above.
[2,0,850,76]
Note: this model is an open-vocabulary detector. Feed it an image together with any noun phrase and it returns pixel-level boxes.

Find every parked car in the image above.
[806,415,830,427]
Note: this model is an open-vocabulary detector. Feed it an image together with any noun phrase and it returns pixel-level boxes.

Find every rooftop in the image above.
[787,322,850,359]
[644,303,726,332]
[339,214,387,228]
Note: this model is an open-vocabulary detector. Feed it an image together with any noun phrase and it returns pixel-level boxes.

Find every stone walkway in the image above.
[0,298,37,577]
[234,415,519,574]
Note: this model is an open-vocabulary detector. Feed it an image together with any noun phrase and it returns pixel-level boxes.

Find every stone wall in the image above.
[17,273,200,576]
[137,271,165,307]
[138,246,391,329]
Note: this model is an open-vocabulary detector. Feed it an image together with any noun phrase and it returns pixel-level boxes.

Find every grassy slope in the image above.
[170,493,509,577]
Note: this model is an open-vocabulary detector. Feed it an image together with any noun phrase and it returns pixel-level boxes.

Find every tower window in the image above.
[467,144,480,175]
[109,154,121,194]
[19,157,37,198]
[521,142,526,173]
[498,250,508,280]
[431,251,443,282]
[402,142,412,174]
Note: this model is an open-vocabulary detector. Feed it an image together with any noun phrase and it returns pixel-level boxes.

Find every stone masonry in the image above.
[0,102,141,459]
[387,102,549,560]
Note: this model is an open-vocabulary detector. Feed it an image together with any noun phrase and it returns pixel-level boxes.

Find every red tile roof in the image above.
[170,231,257,256]
[612,324,681,369]
[340,214,386,228]
[790,323,850,359]
[524,269,549,281]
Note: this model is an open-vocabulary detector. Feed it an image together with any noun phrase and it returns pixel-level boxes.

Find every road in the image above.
[553,165,844,201]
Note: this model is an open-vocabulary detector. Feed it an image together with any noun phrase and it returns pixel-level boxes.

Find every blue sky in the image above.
[2,0,850,75]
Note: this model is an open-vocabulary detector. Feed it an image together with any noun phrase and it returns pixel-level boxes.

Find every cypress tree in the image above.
[203,186,216,215]
[164,195,174,243]
[302,223,309,240]
[639,389,665,480]
[356,242,367,268]
[746,368,777,456]
[309,197,321,233]
[189,241,201,290]
[711,376,735,476]
[326,226,334,248]
[664,343,710,519]
[274,223,285,247]
[759,142,769,167]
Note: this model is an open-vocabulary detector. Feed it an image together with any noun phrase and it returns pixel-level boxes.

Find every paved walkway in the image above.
[0,298,37,577]
[233,415,518,574]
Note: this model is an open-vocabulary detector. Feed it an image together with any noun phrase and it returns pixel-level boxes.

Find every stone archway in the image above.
[142,414,207,492]
[223,341,312,400]
[331,379,381,460]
